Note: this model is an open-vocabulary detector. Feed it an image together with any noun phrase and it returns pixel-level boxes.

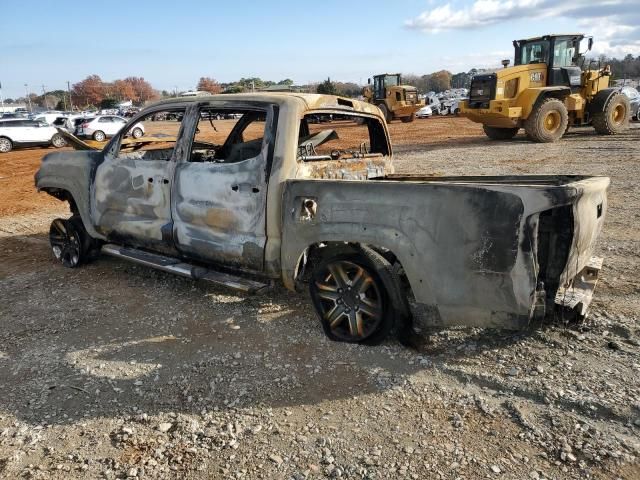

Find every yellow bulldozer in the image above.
[363,73,423,123]
[460,34,631,142]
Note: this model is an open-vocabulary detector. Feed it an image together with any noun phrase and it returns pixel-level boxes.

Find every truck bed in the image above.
[281,174,609,329]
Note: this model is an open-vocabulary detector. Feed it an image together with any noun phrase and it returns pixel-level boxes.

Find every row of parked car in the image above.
[0,112,145,153]
[414,86,640,120]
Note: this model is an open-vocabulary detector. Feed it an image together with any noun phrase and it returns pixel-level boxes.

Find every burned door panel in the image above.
[91,157,174,246]
[172,106,275,272]
[172,154,268,270]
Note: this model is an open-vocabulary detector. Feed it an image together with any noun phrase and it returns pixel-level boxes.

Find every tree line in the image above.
[5,55,639,109]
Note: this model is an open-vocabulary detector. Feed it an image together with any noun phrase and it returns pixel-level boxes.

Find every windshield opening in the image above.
[521,41,550,65]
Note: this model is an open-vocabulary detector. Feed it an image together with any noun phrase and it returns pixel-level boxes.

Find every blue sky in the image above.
[1,0,638,99]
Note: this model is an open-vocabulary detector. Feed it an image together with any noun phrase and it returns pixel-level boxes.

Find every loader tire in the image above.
[524,98,568,143]
[401,114,415,123]
[378,103,391,123]
[483,125,519,140]
[592,92,630,135]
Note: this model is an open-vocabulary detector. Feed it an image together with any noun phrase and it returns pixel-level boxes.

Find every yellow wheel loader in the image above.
[363,73,423,123]
[460,34,631,142]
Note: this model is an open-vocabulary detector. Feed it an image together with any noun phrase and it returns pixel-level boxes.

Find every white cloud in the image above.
[406,0,640,56]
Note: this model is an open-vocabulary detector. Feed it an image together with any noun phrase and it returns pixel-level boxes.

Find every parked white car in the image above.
[0,119,66,153]
[416,106,433,118]
[33,113,66,125]
[76,115,144,142]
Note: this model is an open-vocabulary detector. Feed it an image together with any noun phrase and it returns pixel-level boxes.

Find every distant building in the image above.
[0,103,27,113]
[259,85,309,93]
[180,90,211,97]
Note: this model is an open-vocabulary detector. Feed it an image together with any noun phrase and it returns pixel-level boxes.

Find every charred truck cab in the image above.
[461,33,631,142]
[36,93,609,346]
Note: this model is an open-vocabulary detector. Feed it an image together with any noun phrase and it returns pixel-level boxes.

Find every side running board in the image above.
[101,244,269,294]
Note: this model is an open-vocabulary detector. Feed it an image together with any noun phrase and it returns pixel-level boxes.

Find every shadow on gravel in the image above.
[0,234,624,430]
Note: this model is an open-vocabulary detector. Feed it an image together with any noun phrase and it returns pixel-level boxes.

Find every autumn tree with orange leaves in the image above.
[71,75,159,107]
[72,75,104,106]
[197,77,222,94]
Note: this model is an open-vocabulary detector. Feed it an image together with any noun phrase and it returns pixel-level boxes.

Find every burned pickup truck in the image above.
[35,93,609,345]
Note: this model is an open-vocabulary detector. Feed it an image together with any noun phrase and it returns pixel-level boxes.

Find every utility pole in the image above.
[41,84,47,109]
[67,81,73,111]
[24,84,32,113]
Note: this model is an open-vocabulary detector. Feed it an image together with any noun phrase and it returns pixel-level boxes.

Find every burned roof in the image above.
[145,92,382,116]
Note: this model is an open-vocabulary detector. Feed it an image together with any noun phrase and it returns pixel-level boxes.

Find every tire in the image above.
[309,248,398,345]
[483,125,519,140]
[131,127,143,138]
[378,103,391,123]
[453,108,460,116]
[401,114,415,123]
[51,133,66,148]
[49,217,93,268]
[592,93,630,135]
[0,137,12,153]
[92,130,106,142]
[523,97,568,143]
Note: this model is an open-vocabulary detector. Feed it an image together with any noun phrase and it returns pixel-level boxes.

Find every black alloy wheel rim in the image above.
[312,260,384,341]
[49,220,81,267]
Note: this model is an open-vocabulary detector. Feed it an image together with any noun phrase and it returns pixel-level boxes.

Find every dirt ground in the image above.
[0,117,639,480]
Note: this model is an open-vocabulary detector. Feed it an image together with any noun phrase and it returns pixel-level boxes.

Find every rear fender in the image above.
[587,88,620,115]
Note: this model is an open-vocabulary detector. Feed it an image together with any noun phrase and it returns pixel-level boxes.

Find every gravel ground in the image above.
[0,120,638,479]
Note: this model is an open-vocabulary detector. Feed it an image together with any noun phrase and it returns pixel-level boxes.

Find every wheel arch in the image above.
[38,185,103,240]
[288,240,422,306]
[521,87,571,119]
[587,88,623,115]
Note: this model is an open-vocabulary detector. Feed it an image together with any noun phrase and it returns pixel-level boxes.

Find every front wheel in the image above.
[483,125,519,140]
[92,130,106,142]
[523,98,568,143]
[49,217,97,268]
[51,133,66,148]
[131,127,143,138]
[309,250,395,345]
[378,103,391,123]
[401,114,415,123]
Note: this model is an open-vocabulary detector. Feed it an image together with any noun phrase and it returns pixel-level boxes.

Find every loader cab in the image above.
[371,74,401,100]
[513,34,590,91]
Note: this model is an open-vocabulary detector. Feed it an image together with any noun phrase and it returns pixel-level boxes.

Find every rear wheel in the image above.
[524,98,568,143]
[92,130,106,142]
[593,93,630,135]
[483,125,519,140]
[309,250,396,345]
[51,133,66,148]
[401,114,415,123]
[0,137,13,153]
